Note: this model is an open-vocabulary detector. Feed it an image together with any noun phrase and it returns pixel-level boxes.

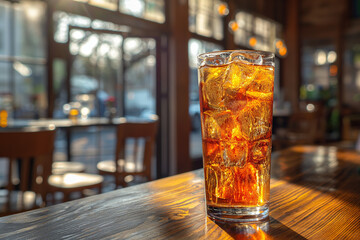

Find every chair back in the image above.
[115,116,158,181]
[0,127,56,202]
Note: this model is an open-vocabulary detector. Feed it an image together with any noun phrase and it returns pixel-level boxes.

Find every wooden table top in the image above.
[2,117,127,129]
[0,145,359,239]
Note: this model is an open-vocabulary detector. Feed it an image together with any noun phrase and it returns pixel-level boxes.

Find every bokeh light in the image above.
[329,65,338,76]
[217,3,229,16]
[279,47,287,56]
[249,37,257,47]
[228,21,239,32]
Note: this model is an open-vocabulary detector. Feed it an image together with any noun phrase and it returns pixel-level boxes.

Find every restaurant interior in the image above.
[0,0,360,218]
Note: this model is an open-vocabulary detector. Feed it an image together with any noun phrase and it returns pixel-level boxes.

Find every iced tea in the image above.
[198,50,274,221]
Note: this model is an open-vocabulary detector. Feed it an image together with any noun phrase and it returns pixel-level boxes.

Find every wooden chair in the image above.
[52,161,86,175]
[48,158,103,203]
[48,172,103,202]
[0,127,104,215]
[97,116,158,189]
[0,127,55,216]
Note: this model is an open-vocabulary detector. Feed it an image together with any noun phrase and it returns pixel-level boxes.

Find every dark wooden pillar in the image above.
[335,13,347,139]
[46,0,55,118]
[225,0,236,50]
[168,0,191,174]
[282,0,300,112]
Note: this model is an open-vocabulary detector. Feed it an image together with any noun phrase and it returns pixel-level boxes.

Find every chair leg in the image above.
[63,192,70,202]
[120,176,127,188]
[51,192,56,205]
[115,175,124,189]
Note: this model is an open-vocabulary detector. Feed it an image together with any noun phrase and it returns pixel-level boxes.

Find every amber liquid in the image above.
[199,60,274,208]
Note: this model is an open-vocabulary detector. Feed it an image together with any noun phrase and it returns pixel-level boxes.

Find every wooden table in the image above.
[4,117,127,129]
[0,146,359,239]
[1,117,132,162]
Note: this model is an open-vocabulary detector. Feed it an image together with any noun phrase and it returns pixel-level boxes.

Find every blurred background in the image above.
[0,0,359,179]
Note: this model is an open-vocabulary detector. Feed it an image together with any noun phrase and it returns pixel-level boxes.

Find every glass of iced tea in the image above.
[198,50,274,222]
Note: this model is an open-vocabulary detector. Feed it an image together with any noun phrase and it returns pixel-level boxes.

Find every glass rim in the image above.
[197,49,274,59]
[197,49,275,67]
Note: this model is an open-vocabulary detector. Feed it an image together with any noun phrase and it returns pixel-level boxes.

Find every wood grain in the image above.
[0,146,359,239]
[270,146,360,240]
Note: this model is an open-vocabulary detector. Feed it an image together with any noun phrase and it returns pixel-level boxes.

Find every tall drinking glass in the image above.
[198,50,275,222]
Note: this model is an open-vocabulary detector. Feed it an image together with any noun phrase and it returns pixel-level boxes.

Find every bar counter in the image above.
[0,146,359,239]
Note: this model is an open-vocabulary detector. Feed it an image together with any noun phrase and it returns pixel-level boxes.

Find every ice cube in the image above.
[224,89,248,113]
[205,165,219,201]
[202,139,223,165]
[236,100,272,141]
[222,141,247,167]
[246,66,274,101]
[232,163,260,204]
[202,110,221,140]
[246,91,273,101]
[223,61,256,94]
[217,166,233,200]
[229,51,264,65]
[249,139,271,164]
[205,164,233,201]
[199,65,227,109]
[212,110,243,141]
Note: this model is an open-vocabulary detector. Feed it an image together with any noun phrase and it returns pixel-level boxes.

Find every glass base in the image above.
[207,204,269,222]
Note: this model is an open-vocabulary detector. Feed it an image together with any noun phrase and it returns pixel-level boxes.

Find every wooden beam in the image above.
[336,20,345,119]
[224,0,236,50]
[301,25,337,41]
[168,0,191,174]
[346,19,360,36]
[300,0,346,26]
[282,0,300,112]
[337,0,350,140]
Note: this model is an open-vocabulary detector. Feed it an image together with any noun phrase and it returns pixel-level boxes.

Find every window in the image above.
[119,0,165,23]
[123,38,156,117]
[69,31,123,118]
[300,44,340,139]
[300,46,337,101]
[14,2,46,58]
[89,0,118,10]
[54,11,130,44]
[233,11,280,52]
[189,0,224,40]
[74,0,118,11]
[0,1,47,119]
[54,11,92,43]
[0,3,10,56]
